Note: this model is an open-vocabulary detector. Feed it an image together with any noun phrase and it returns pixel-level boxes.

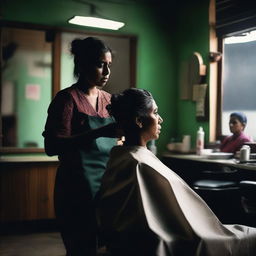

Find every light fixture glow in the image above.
[68,16,125,30]
[224,30,256,44]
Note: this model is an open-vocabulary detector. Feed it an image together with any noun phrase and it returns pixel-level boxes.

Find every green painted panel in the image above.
[174,1,210,150]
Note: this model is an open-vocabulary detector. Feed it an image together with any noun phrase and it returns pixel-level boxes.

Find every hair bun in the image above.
[107,88,154,131]
[71,38,83,55]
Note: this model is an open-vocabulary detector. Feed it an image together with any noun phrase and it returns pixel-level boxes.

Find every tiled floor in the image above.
[0,232,66,256]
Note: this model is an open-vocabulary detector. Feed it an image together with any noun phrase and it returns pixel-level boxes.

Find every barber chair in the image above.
[239,180,256,227]
[192,165,242,223]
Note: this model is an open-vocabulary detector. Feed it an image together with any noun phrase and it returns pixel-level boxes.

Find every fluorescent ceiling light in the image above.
[224,30,256,44]
[68,16,125,30]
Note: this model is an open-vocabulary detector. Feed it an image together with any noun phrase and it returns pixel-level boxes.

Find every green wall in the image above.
[174,1,210,149]
[1,0,210,154]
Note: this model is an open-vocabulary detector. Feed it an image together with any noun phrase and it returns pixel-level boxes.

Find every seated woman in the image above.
[96,89,256,256]
[220,112,252,153]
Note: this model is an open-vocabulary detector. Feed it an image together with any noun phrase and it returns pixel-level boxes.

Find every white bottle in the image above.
[240,145,250,163]
[196,126,204,155]
[182,135,191,153]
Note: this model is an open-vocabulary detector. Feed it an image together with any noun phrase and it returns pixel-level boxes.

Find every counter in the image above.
[161,152,256,186]
[162,153,256,171]
[161,152,256,225]
[0,155,59,163]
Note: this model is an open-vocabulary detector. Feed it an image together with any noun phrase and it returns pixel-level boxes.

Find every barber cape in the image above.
[97,146,256,256]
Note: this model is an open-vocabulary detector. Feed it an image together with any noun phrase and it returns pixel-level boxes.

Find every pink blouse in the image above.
[220,132,252,153]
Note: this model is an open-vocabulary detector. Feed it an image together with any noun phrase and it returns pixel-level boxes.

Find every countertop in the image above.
[0,155,59,163]
[162,152,256,171]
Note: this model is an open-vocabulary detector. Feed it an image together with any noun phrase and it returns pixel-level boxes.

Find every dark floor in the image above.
[0,232,66,256]
[0,220,66,256]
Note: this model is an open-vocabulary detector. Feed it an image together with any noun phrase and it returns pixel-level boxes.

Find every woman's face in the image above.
[141,100,163,142]
[86,51,112,88]
[229,117,245,135]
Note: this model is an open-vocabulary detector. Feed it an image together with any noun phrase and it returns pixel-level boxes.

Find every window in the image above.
[213,0,256,142]
[221,30,256,141]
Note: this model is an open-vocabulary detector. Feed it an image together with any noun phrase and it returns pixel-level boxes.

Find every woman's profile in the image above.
[97,88,256,256]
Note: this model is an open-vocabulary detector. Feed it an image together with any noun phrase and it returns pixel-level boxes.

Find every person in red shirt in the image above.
[220,112,252,154]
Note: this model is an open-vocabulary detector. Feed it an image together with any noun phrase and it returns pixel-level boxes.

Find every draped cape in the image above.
[97,146,256,256]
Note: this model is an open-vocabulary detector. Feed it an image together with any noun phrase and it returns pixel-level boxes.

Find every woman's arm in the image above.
[43,122,122,156]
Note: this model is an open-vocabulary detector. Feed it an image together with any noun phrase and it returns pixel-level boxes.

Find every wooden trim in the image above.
[209,0,218,141]
[52,31,61,97]
[0,20,54,32]
[216,37,223,139]
[130,37,137,88]
[0,27,2,147]
[0,148,45,154]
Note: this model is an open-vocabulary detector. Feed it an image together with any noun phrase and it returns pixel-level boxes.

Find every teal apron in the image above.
[54,115,116,255]
[80,115,117,197]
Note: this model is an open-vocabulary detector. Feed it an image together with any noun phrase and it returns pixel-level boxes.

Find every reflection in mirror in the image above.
[1,27,52,148]
[60,32,131,93]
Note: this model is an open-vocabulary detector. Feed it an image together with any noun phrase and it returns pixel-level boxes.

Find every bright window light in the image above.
[68,16,125,30]
[224,30,256,44]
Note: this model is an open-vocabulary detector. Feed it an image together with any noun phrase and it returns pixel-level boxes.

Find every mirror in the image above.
[1,27,52,150]
[1,24,136,152]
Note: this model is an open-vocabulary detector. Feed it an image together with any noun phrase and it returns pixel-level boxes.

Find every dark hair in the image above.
[107,88,154,129]
[230,112,247,125]
[70,37,112,78]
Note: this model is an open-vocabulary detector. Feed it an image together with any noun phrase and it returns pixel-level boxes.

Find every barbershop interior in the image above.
[1,0,256,255]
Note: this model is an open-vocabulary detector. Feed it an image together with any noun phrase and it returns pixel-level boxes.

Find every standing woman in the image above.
[43,37,120,256]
